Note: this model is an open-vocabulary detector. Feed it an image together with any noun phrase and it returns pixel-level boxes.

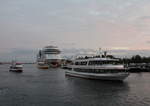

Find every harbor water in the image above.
[0,64,150,106]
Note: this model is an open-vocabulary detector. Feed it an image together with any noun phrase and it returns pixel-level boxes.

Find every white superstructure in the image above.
[65,54,129,81]
[37,46,62,68]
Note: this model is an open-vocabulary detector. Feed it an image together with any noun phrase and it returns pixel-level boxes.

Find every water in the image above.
[0,64,150,106]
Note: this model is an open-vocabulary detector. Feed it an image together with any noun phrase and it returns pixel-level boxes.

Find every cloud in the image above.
[0,48,37,62]
[1,0,150,56]
[147,41,150,44]
[139,16,150,20]
[110,47,130,50]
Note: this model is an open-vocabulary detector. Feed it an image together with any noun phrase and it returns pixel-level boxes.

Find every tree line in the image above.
[121,55,150,64]
[105,55,150,63]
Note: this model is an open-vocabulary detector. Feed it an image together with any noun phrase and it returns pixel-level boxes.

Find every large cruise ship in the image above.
[65,52,129,81]
[37,46,62,68]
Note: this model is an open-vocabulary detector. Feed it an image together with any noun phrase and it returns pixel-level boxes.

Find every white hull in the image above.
[9,63,23,72]
[65,70,129,81]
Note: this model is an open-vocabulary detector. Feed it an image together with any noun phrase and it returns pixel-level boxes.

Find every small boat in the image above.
[9,61,23,72]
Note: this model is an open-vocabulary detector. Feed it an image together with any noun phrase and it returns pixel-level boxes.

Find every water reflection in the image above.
[0,65,150,106]
[64,77,129,106]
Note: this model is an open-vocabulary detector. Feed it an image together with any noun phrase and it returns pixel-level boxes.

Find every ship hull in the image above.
[9,69,23,73]
[37,65,49,69]
[46,59,61,68]
[65,70,129,81]
[37,59,61,69]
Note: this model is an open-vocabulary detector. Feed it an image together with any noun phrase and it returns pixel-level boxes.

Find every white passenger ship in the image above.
[37,46,62,68]
[65,53,129,81]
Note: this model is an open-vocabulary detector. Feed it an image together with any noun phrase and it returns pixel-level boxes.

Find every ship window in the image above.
[75,62,79,65]
[75,61,87,65]
[88,61,94,65]
[81,61,87,65]
[88,61,103,65]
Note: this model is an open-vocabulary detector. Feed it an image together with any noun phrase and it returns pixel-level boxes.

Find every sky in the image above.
[0,0,150,61]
